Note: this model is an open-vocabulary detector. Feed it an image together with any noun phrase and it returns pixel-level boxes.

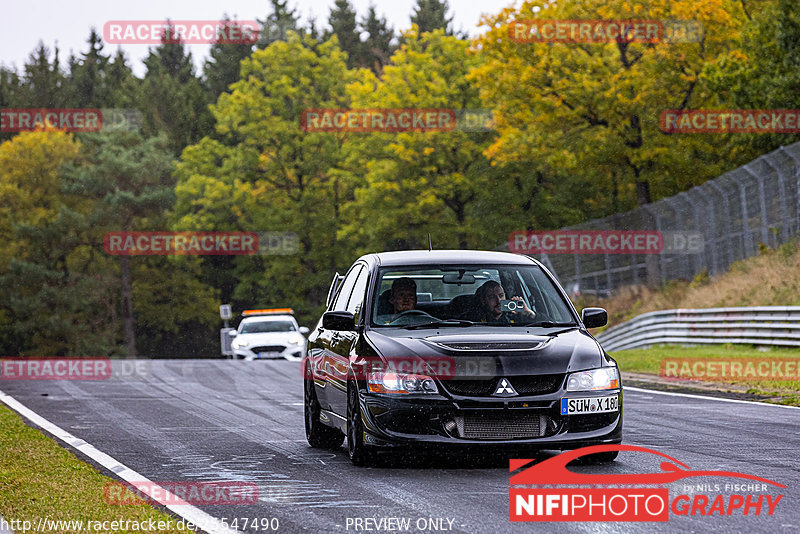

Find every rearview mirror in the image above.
[442,272,476,284]
[228,330,238,337]
[299,326,310,336]
[322,311,356,331]
[581,307,608,329]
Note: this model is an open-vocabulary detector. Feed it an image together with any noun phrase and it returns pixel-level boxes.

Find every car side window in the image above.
[332,265,363,312]
[346,267,370,321]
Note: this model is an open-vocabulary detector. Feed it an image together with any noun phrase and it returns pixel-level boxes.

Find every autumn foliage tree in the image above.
[470,0,746,215]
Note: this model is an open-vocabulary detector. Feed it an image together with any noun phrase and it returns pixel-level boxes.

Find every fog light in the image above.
[443,419,457,434]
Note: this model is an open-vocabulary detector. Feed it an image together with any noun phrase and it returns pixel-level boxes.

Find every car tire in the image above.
[347,381,375,467]
[304,371,344,449]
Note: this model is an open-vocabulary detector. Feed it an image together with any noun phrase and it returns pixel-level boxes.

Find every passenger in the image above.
[463,280,535,324]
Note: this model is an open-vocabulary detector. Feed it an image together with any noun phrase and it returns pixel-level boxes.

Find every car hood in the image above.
[363,329,606,379]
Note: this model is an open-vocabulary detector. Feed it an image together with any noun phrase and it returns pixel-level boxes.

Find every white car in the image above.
[229,309,309,361]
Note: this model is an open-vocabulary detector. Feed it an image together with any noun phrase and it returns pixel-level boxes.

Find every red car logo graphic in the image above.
[510,444,786,487]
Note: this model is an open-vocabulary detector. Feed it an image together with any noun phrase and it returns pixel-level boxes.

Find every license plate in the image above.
[561,395,618,415]
[259,351,282,358]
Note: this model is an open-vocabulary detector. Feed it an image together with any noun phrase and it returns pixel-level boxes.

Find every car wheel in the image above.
[347,381,375,467]
[304,370,344,449]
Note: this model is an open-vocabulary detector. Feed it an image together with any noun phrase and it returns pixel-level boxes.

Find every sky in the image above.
[0,0,515,77]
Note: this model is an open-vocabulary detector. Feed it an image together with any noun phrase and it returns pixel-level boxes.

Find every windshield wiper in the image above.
[403,319,475,330]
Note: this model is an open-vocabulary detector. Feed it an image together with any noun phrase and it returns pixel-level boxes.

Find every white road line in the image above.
[625,386,800,410]
[0,390,239,534]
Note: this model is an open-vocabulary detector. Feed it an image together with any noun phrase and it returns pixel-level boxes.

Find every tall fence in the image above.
[537,142,800,294]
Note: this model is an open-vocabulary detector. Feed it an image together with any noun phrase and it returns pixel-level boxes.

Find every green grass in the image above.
[610,344,800,406]
[0,404,193,533]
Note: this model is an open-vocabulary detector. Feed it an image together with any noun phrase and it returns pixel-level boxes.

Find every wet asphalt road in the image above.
[1,359,799,534]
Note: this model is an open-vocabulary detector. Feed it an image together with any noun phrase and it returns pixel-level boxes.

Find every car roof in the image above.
[359,250,539,268]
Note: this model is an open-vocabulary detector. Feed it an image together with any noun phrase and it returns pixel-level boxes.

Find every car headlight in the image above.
[566,367,620,391]
[367,371,438,394]
[232,339,249,349]
[287,336,303,346]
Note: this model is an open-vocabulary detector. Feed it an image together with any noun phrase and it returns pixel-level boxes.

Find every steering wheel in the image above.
[388,309,434,324]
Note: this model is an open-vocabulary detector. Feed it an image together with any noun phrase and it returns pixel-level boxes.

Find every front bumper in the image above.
[358,388,622,449]
[233,346,304,360]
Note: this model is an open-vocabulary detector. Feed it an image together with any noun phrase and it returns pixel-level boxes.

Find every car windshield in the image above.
[240,320,296,333]
[370,264,576,328]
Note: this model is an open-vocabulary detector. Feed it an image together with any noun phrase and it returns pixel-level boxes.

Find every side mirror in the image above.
[228,330,238,337]
[322,310,356,331]
[581,307,608,329]
[299,326,310,336]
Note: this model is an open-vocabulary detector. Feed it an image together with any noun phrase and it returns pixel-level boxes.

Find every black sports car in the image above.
[303,250,622,465]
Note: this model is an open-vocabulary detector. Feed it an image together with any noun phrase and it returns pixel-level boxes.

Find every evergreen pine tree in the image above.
[204,17,254,100]
[326,0,364,69]
[410,0,454,36]
[361,5,395,74]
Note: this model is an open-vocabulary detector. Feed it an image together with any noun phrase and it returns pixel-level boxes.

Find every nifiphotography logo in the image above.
[509,444,785,522]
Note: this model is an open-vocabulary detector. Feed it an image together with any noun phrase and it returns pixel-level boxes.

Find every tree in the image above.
[140,25,214,153]
[258,0,301,48]
[60,131,176,357]
[410,0,454,36]
[326,0,365,69]
[104,49,140,108]
[204,17,255,100]
[68,29,109,107]
[704,0,800,158]
[469,0,745,212]
[361,5,395,74]
[340,29,497,252]
[21,42,67,107]
[0,131,85,355]
[174,33,354,325]
[0,67,22,143]
[0,68,21,107]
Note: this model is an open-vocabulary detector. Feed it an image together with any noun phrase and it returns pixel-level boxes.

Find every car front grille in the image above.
[250,345,285,353]
[456,412,545,439]
[442,374,564,397]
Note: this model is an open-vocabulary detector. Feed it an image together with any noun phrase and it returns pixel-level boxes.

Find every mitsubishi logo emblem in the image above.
[493,378,518,397]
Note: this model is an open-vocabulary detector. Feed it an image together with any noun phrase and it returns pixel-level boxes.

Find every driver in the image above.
[463,280,535,324]
[389,277,417,319]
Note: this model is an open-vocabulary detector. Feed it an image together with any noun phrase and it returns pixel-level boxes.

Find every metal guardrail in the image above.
[596,306,800,351]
